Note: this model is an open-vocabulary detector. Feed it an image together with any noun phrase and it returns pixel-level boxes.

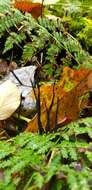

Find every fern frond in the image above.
[3,32,26,53]
[0,118,92,189]
[0,5,92,79]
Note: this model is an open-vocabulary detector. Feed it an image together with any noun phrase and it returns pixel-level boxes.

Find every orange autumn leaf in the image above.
[60,66,91,89]
[26,89,80,132]
[13,0,42,18]
[26,67,92,133]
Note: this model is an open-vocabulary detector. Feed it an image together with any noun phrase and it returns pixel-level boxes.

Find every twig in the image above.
[41,0,44,18]
[54,98,59,129]
[45,84,55,133]
[31,79,44,134]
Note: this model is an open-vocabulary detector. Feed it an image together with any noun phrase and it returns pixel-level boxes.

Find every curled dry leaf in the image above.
[0,59,9,76]
[0,80,20,120]
[0,59,17,79]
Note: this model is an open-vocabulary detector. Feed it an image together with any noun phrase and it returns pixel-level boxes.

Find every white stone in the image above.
[0,80,20,120]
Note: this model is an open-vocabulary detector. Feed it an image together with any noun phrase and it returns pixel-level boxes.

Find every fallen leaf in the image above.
[13,0,42,18]
[26,67,92,132]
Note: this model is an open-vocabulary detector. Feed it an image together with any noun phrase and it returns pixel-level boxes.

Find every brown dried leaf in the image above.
[26,67,92,132]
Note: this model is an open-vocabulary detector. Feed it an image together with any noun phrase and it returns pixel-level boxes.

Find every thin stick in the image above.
[41,0,44,17]
[45,84,55,133]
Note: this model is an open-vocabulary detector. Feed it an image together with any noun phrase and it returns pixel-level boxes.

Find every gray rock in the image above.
[1,66,37,115]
